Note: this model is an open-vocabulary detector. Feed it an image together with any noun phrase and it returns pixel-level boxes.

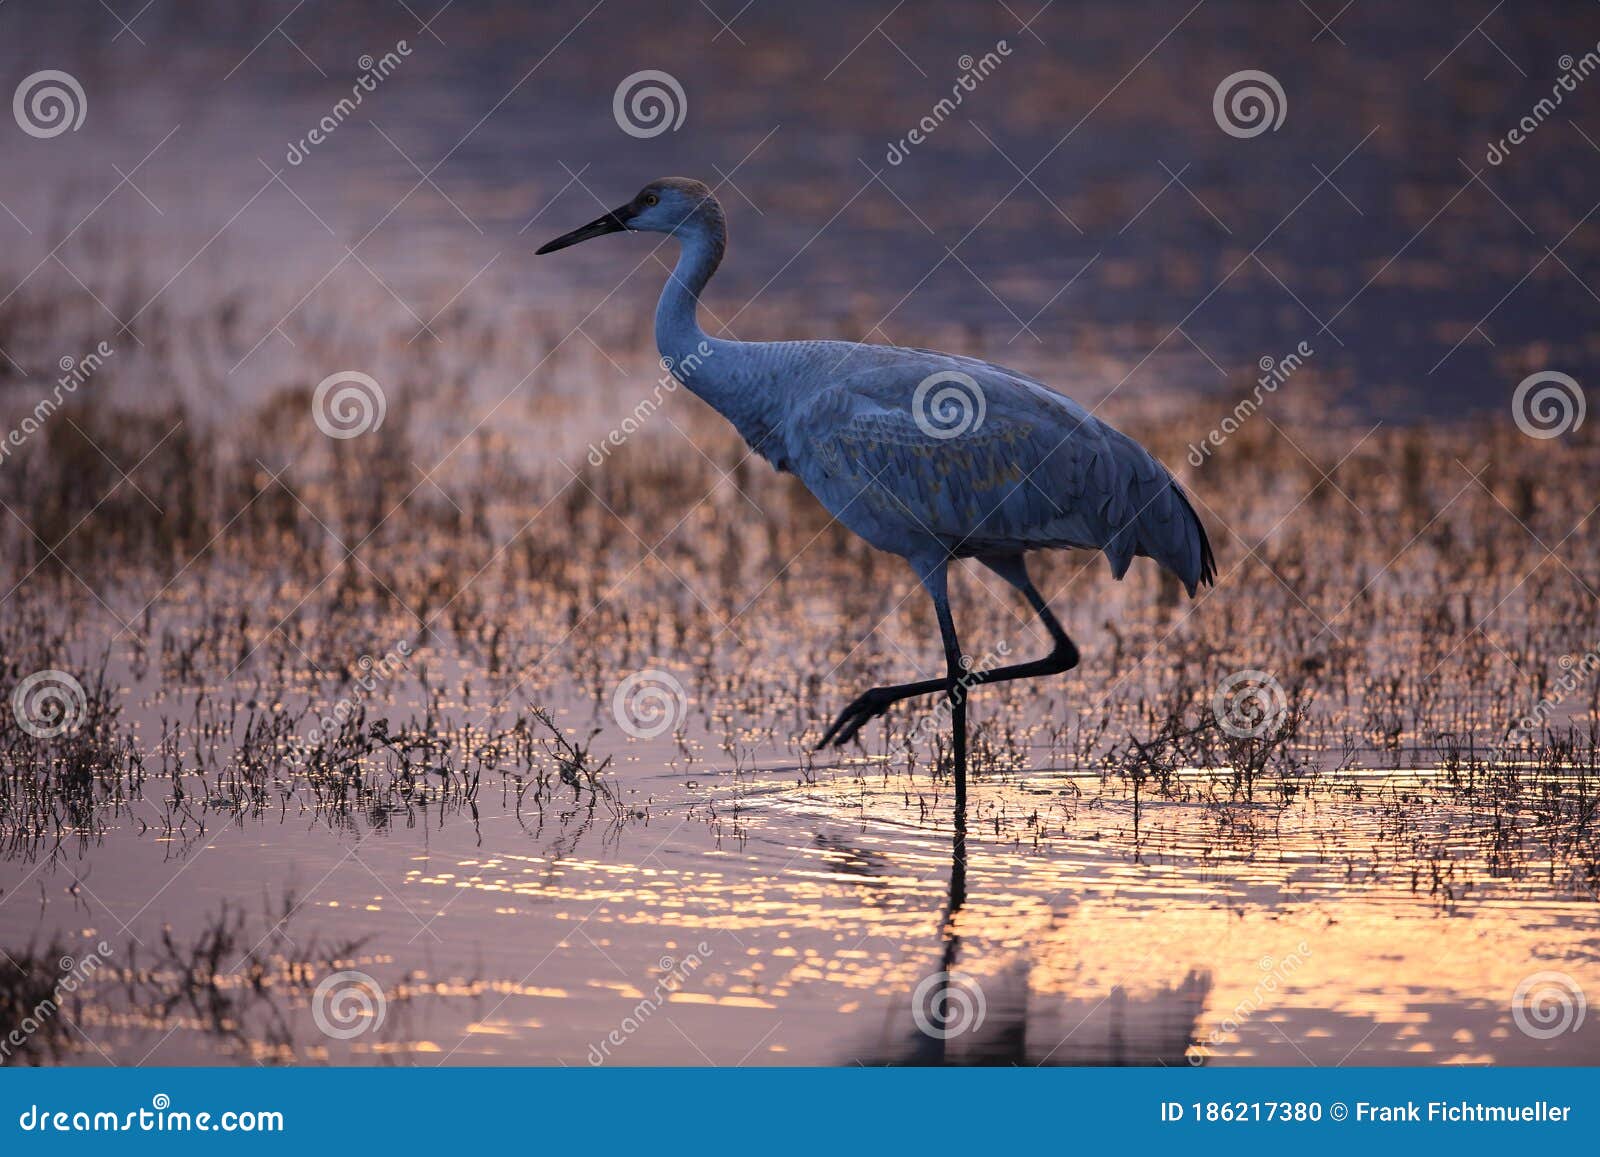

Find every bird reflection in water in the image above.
[861,805,1212,1066]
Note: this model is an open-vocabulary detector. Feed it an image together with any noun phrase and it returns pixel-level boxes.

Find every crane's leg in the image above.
[925,560,969,812]
[816,553,1078,748]
[816,557,968,754]
[963,553,1080,686]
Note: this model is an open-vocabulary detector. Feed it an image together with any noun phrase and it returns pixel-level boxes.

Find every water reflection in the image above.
[4,754,1600,1065]
[866,808,1211,1066]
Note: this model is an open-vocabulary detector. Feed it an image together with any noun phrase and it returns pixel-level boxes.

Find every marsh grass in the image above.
[0,891,462,1065]
[1,246,1599,899]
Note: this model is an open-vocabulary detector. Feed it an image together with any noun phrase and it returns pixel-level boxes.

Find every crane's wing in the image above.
[785,348,1215,595]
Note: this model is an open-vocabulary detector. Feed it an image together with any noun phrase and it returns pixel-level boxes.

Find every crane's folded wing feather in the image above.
[784,350,1215,594]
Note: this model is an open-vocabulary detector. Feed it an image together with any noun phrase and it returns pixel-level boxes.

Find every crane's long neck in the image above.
[653,221,723,369]
[651,213,788,465]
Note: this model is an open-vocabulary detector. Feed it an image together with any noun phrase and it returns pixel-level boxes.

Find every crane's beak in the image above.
[535,206,632,254]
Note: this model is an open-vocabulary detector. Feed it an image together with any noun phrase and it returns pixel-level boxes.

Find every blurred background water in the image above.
[3,0,1597,420]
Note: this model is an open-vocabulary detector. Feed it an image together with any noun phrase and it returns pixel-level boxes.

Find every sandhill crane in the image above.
[538,178,1215,800]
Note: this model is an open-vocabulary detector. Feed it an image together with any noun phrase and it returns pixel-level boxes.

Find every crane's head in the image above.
[535,177,722,254]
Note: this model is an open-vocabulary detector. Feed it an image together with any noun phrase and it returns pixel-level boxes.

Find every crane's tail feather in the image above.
[1106,476,1215,598]
[1172,483,1216,596]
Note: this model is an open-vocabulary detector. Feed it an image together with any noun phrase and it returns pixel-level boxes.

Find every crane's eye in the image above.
[642,193,659,206]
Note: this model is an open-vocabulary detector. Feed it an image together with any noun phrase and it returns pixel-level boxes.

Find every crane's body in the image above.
[539,177,1214,763]
[667,335,1212,589]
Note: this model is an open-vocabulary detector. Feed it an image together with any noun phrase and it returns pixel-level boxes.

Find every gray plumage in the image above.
[538,177,1215,752]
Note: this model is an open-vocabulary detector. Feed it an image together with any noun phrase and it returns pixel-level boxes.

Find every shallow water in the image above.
[6,722,1597,1066]
[3,363,1599,1066]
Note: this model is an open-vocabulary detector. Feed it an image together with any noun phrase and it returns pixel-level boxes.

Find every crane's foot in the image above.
[815,686,901,749]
